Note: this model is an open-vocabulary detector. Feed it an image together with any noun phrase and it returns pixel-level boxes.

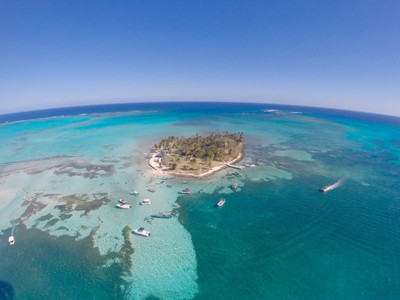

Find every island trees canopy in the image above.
[154,132,244,173]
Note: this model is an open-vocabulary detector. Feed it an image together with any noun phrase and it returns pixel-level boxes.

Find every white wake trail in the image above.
[321,178,345,192]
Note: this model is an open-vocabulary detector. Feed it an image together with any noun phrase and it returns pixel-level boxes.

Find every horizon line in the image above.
[1,100,400,123]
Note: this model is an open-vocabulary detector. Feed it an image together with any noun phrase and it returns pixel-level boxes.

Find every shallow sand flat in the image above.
[122,166,198,299]
[274,149,314,161]
[242,165,293,182]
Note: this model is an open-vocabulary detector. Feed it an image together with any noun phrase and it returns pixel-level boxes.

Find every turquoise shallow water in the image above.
[1,103,400,299]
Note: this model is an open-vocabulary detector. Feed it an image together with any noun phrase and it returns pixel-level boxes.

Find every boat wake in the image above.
[10,220,18,235]
[9,220,18,245]
[320,178,345,193]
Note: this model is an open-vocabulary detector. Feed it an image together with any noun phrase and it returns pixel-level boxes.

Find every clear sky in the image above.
[1,0,399,115]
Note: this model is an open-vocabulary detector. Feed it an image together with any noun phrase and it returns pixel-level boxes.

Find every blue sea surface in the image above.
[0,102,400,299]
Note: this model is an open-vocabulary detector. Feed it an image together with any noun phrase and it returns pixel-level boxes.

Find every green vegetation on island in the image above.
[150,132,245,176]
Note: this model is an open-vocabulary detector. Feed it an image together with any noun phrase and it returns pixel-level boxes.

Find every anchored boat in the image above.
[151,212,173,219]
[179,188,191,194]
[132,227,151,237]
[217,198,226,207]
[119,198,128,204]
[115,203,131,209]
[140,199,152,205]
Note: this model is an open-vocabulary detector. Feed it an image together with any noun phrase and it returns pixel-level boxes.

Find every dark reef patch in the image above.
[44,218,59,228]
[0,155,78,178]
[50,193,111,215]
[54,162,116,178]
[36,213,53,222]
[56,226,69,231]
[0,224,133,300]
[0,281,14,300]
[59,213,72,221]
[20,195,47,220]
[101,158,120,163]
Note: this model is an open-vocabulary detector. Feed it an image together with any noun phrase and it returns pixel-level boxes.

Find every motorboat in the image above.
[319,179,345,193]
[119,198,128,204]
[179,188,191,194]
[217,198,226,207]
[115,203,131,209]
[319,186,330,193]
[147,188,156,193]
[151,212,173,219]
[232,182,238,189]
[132,227,151,237]
[8,236,15,245]
[130,191,139,196]
[140,199,152,205]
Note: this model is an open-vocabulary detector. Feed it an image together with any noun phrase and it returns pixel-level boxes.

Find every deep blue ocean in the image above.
[1,102,400,299]
[2,102,400,126]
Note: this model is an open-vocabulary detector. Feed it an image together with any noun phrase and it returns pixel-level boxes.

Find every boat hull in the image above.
[115,204,131,209]
[151,214,172,219]
[132,229,151,237]
[217,199,226,207]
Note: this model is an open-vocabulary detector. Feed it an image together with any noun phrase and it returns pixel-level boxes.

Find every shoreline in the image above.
[148,144,245,179]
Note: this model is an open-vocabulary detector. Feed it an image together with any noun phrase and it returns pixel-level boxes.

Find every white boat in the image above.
[140,199,151,205]
[231,182,238,189]
[319,186,330,193]
[132,227,151,237]
[115,203,131,209]
[217,198,226,207]
[119,198,128,204]
[8,236,15,245]
[130,191,139,196]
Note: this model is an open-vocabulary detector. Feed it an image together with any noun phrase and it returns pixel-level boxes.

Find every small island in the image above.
[149,132,245,177]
